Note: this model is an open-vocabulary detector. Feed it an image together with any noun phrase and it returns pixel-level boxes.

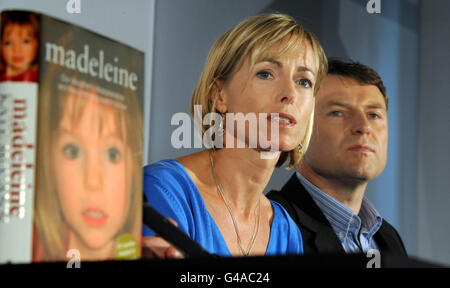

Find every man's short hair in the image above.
[327,59,388,110]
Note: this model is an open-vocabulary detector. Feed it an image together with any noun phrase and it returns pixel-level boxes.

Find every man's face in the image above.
[304,75,388,182]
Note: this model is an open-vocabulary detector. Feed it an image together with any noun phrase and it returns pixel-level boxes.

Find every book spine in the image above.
[0,82,38,263]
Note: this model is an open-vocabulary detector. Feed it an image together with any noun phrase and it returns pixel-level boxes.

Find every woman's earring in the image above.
[217,121,224,137]
[217,113,225,137]
[298,144,303,154]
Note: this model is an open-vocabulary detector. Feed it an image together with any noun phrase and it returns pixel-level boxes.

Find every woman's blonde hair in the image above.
[190,13,327,168]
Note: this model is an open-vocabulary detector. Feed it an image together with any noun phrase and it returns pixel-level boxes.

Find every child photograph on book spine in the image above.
[0,11,39,82]
[33,30,143,262]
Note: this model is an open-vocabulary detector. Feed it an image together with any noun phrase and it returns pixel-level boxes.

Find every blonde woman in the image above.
[143,13,327,258]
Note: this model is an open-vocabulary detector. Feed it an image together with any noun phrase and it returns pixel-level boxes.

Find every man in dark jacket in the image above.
[268,59,407,256]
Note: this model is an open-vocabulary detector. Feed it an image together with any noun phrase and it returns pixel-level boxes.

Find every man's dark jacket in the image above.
[267,174,408,256]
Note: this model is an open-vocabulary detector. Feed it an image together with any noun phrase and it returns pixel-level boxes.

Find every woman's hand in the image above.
[142,218,184,259]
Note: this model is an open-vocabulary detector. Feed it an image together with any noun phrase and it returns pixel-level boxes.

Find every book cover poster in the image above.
[31,14,144,262]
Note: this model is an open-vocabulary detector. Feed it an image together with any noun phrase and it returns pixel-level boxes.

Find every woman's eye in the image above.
[368,113,380,119]
[23,39,31,44]
[256,70,272,79]
[63,143,81,159]
[106,147,121,163]
[298,78,312,88]
[3,40,11,46]
[330,111,343,117]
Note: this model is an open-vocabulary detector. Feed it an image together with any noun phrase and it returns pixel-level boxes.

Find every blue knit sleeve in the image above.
[142,160,196,238]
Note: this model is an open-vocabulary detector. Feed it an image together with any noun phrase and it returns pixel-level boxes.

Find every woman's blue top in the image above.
[142,159,303,256]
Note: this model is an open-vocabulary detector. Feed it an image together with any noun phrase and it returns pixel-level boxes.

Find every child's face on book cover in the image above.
[53,91,130,255]
[1,23,37,75]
